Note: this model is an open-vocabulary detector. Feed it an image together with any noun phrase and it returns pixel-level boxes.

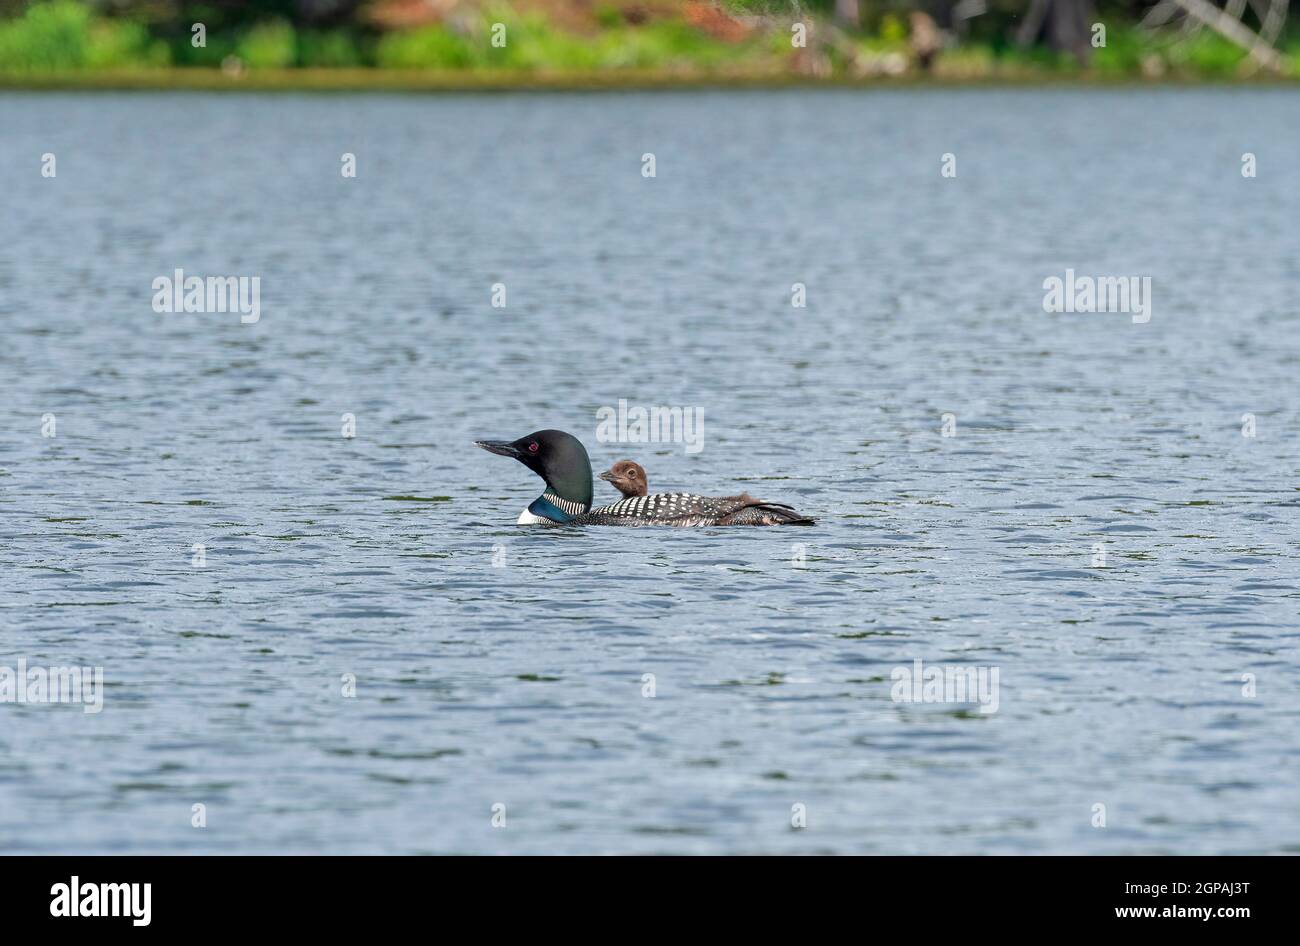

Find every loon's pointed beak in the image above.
[476,439,523,459]
[598,468,615,482]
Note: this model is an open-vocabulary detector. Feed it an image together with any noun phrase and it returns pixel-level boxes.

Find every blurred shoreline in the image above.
[1,0,1296,90]
[3,68,1297,92]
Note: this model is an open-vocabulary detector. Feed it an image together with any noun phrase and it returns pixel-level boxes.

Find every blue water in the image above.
[1,88,1298,853]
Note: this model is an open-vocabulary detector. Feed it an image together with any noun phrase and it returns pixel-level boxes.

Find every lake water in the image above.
[1,88,1298,854]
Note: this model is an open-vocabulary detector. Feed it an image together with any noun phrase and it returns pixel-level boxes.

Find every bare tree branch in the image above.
[1165,0,1289,72]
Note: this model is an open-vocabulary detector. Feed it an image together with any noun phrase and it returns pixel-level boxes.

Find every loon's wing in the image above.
[582,493,813,527]
[582,493,725,526]
[716,501,815,526]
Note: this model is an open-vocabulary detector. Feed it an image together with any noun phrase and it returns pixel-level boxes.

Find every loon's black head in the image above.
[475,429,594,522]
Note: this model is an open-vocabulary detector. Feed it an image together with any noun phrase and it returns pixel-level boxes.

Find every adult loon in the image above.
[475,430,815,527]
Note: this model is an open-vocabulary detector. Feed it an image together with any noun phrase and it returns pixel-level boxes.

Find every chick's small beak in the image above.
[598,469,616,482]
[476,439,523,459]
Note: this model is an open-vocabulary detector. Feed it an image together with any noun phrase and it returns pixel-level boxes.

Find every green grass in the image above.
[1164,30,1249,76]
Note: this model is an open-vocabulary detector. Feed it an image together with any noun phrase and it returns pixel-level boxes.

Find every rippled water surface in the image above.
[2,89,1298,854]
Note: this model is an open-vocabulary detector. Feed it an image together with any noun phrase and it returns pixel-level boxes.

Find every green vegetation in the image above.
[0,0,167,71]
[332,15,773,73]
[236,20,297,70]
[0,0,1295,88]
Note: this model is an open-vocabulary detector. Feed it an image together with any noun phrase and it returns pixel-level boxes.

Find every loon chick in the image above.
[476,431,815,527]
[600,459,811,526]
[598,460,648,498]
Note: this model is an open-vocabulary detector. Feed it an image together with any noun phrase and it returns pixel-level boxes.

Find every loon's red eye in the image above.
[528,442,539,454]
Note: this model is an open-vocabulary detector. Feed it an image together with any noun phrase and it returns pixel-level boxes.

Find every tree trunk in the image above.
[1017,0,1097,64]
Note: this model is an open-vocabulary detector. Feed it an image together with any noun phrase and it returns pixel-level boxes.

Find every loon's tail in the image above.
[720,501,815,526]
